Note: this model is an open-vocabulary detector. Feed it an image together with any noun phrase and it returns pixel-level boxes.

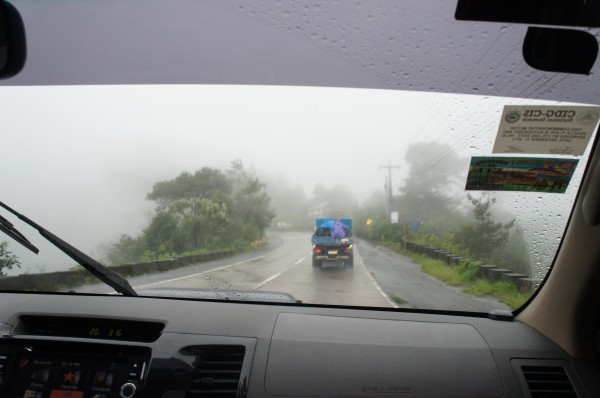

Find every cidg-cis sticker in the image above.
[465,157,578,193]
[492,105,599,156]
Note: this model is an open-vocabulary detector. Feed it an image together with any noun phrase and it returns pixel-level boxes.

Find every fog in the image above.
[0,85,588,275]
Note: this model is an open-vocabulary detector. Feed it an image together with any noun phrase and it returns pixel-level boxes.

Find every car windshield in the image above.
[0,0,598,313]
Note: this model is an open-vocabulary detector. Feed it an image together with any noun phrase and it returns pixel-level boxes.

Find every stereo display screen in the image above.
[0,341,149,398]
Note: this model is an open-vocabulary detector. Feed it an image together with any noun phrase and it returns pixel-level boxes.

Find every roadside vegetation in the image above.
[406,253,529,310]
[0,241,20,275]
[353,142,533,309]
[100,160,274,265]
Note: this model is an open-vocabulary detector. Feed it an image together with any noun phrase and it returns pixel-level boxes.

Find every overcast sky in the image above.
[0,85,590,274]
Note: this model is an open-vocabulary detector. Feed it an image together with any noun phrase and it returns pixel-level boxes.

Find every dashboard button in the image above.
[120,382,137,398]
[128,361,145,380]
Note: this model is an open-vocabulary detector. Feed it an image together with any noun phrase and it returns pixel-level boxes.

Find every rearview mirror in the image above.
[0,0,26,79]
[523,27,598,75]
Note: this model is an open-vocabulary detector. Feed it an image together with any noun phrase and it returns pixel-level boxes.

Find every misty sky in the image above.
[0,85,591,274]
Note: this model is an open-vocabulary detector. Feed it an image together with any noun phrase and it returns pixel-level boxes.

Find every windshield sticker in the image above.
[492,105,599,156]
[465,156,578,193]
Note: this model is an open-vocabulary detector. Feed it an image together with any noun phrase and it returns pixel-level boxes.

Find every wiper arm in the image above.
[0,213,40,254]
[0,201,137,296]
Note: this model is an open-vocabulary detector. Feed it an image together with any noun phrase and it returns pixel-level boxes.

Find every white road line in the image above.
[133,241,288,290]
[252,252,310,290]
[357,248,399,308]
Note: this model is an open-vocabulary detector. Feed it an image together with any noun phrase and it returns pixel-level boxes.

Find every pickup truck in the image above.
[311,218,354,268]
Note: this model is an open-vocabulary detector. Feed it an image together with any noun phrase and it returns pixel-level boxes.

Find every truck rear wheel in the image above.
[312,259,322,268]
[345,258,354,268]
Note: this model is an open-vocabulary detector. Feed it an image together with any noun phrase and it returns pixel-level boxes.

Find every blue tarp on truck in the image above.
[311,218,354,268]
[311,218,353,245]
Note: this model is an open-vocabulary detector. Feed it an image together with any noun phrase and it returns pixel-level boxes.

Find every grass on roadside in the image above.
[464,279,530,310]
[390,294,408,305]
[406,252,530,310]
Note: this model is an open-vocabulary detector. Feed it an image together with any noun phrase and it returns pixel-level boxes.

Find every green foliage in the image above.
[412,233,471,259]
[0,241,21,275]
[143,211,178,254]
[99,234,145,265]
[464,279,529,310]
[227,160,275,239]
[354,215,402,242]
[412,254,478,285]
[375,222,404,243]
[102,160,274,265]
[452,194,515,261]
[407,253,529,310]
[141,250,157,262]
[162,197,231,252]
[147,168,232,207]
[158,251,177,260]
[410,198,530,276]
[390,295,407,305]
[492,226,531,276]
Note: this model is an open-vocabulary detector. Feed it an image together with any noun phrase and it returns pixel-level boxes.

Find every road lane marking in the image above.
[356,248,398,308]
[133,240,289,290]
[252,252,310,290]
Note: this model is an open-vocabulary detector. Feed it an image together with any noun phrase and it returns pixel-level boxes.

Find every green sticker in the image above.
[465,157,578,193]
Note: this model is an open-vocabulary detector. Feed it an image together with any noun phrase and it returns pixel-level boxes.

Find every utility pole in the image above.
[379,161,401,214]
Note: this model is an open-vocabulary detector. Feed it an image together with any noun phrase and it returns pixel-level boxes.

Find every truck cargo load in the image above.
[311,218,354,268]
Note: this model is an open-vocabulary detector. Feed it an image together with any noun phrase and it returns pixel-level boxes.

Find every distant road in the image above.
[79,232,509,312]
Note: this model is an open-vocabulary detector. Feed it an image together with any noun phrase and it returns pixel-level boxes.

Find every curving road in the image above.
[79,232,509,312]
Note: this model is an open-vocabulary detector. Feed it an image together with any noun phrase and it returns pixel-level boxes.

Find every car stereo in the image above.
[0,339,150,398]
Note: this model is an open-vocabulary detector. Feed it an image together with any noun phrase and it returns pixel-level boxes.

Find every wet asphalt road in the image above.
[79,232,509,312]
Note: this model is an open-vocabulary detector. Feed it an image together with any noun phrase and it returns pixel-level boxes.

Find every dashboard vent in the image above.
[521,365,577,398]
[185,345,246,398]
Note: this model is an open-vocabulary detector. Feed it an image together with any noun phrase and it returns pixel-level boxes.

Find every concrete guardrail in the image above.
[0,249,238,292]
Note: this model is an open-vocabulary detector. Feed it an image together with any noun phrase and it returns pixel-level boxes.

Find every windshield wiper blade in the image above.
[0,214,39,254]
[0,201,137,296]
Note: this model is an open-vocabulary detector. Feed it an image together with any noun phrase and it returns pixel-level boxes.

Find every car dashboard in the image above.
[1,0,600,397]
[0,293,598,398]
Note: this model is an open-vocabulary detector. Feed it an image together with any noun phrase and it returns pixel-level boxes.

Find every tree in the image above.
[0,241,20,276]
[398,142,466,236]
[102,161,275,263]
[144,166,236,253]
[452,194,515,261]
[147,168,232,208]
[227,160,275,239]
[143,211,179,254]
[99,234,143,265]
[167,198,230,250]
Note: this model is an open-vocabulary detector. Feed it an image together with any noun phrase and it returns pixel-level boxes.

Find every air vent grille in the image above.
[186,345,246,398]
[521,365,577,398]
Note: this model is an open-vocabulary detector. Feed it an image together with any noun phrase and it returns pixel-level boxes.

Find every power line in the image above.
[389,30,507,162]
